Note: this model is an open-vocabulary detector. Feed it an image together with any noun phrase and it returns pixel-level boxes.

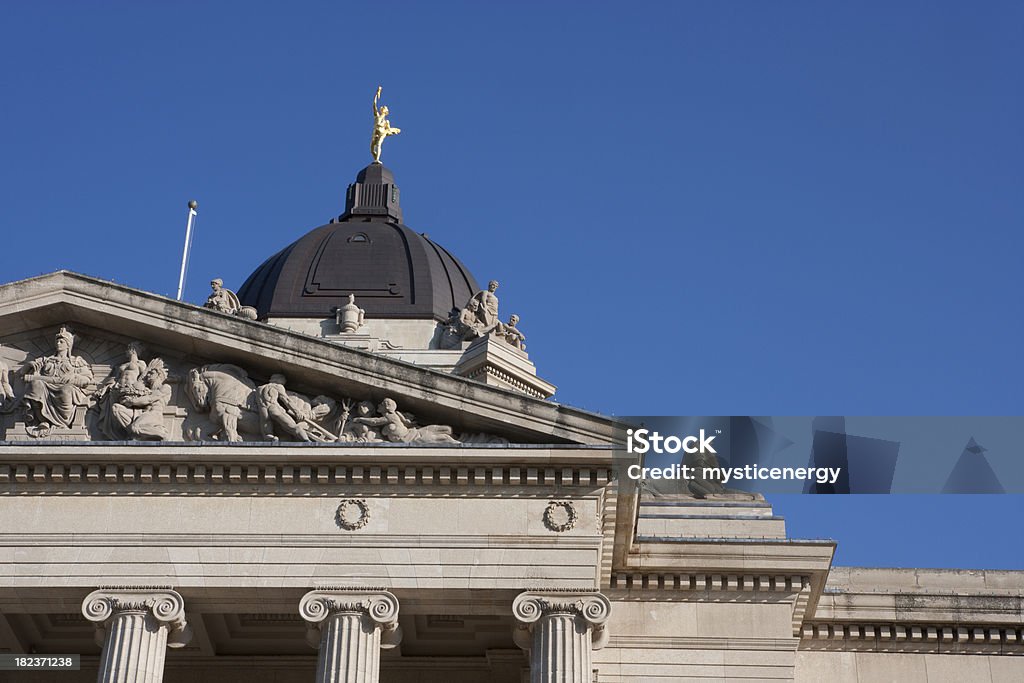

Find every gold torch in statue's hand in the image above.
[371,85,401,163]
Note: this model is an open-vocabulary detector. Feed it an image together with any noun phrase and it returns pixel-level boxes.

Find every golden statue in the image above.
[371,86,401,163]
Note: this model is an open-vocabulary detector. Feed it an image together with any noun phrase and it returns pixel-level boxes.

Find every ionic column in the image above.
[299,590,402,683]
[513,591,611,683]
[82,588,192,683]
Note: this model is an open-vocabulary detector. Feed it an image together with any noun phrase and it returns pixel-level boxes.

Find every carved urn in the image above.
[337,294,365,333]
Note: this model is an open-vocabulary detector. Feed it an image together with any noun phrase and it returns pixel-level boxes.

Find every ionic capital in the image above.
[299,590,402,648]
[512,591,611,650]
[82,588,192,648]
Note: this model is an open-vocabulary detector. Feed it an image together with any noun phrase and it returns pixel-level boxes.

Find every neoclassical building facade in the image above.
[0,160,1022,682]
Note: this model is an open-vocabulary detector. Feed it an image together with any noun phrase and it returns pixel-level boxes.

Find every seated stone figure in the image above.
[93,342,150,439]
[21,326,94,437]
[110,358,172,441]
[501,314,526,351]
[204,278,258,320]
[458,300,486,337]
[204,278,237,314]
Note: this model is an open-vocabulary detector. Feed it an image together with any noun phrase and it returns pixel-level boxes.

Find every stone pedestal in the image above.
[513,591,611,683]
[453,336,556,399]
[299,590,402,683]
[81,589,191,683]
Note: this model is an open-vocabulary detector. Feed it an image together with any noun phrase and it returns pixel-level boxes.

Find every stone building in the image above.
[0,160,1021,682]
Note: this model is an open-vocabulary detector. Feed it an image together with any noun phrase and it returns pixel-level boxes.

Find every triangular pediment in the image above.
[0,272,617,445]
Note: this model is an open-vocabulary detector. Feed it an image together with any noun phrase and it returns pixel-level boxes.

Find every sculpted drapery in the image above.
[22,326,93,435]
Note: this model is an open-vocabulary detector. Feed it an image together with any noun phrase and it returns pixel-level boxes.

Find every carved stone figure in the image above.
[95,341,148,399]
[459,300,485,336]
[93,342,171,440]
[469,280,500,332]
[336,294,366,333]
[203,278,258,320]
[21,326,94,437]
[353,397,459,444]
[441,280,505,347]
[0,351,14,413]
[109,358,172,441]
[185,364,261,442]
[205,278,235,313]
[371,86,401,163]
[185,364,336,442]
[501,313,526,351]
[337,400,382,442]
[257,374,312,442]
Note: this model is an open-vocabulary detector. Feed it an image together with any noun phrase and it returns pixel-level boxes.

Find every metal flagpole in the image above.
[176,200,198,301]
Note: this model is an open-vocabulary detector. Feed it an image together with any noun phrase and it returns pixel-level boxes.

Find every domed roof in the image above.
[238,164,479,321]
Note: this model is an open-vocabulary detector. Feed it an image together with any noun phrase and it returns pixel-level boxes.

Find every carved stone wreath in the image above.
[542,501,577,533]
[335,499,370,531]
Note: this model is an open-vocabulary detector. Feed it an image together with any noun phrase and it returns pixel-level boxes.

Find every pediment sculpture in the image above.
[0,326,511,444]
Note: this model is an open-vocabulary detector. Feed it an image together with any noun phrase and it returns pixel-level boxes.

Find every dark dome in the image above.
[238,164,479,321]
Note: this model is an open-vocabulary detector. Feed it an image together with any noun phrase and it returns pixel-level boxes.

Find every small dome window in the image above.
[348,233,369,243]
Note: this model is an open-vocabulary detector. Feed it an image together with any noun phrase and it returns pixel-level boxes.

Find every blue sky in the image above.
[1,2,1021,568]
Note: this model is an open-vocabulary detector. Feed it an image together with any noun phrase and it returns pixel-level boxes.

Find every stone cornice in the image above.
[617,538,835,585]
[613,537,835,638]
[825,566,1024,591]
